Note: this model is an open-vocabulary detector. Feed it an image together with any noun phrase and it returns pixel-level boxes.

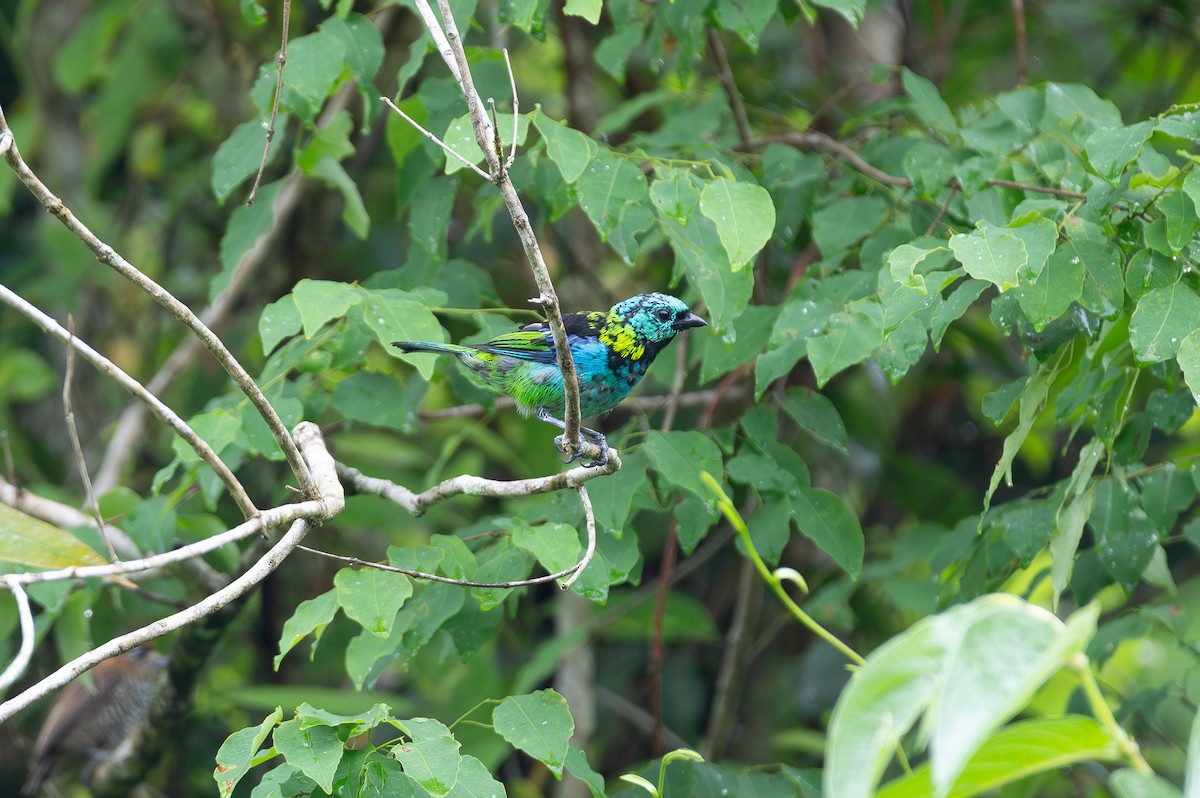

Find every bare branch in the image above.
[0,285,259,518]
[336,453,619,516]
[63,317,118,561]
[0,575,33,691]
[247,0,290,206]
[0,104,317,502]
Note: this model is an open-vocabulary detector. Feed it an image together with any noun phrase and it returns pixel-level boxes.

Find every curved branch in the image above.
[0,576,33,692]
[0,108,317,503]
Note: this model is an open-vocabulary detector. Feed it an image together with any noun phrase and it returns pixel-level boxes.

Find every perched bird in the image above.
[394,292,707,465]
[22,645,168,797]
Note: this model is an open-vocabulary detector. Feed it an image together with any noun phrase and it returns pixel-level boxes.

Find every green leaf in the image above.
[214,708,283,798]
[332,372,413,432]
[362,288,447,380]
[876,716,1120,798]
[902,67,958,134]
[1111,769,1184,798]
[1161,187,1199,252]
[659,209,754,331]
[1014,243,1085,331]
[259,295,302,355]
[807,306,883,387]
[713,0,777,50]
[296,109,355,171]
[1089,477,1158,587]
[813,196,889,256]
[394,718,462,796]
[1052,438,1105,608]
[321,13,384,87]
[982,354,1064,518]
[1085,120,1155,180]
[1129,283,1200,363]
[211,120,283,204]
[699,177,775,270]
[578,149,652,261]
[1067,238,1125,318]
[825,596,1096,798]
[565,746,608,798]
[493,690,575,777]
[274,590,338,670]
[273,30,347,123]
[511,522,581,576]
[888,243,952,293]
[292,279,361,337]
[1179,329,1200,407]
[810,0,866,25]
[1183,700,1200,798]
[563,0,601,23]
[334,567,414,637]
[779,388,848,453]
[274,717,342,793]
[949,221,1027,291]
[790,487,863,579]
[0,504,107,569]
[533,109,595,184]
[643,430,724,502]
[308,155,370,237]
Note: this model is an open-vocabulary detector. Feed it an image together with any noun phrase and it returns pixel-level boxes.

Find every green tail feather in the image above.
[392,341,472,356]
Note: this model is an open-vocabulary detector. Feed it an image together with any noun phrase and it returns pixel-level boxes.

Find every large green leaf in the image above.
[698,177,775,269]
[1129,283,1200,363]
[493,690,574,777]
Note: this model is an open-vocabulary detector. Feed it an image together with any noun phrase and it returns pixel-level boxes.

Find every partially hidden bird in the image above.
[393,292,707,466]
[22,645,168,797]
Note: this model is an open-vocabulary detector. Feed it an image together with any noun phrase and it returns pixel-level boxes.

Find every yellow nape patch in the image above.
[599,322,644,360]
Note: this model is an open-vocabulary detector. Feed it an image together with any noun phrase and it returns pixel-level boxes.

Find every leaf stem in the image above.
[1070,653,1151,773]
[700,472,864,666]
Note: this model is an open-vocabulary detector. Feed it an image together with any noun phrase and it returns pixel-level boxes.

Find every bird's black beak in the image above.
[675,312,708,330]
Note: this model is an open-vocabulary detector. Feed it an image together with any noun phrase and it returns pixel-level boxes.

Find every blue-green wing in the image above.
[474,311,606,364]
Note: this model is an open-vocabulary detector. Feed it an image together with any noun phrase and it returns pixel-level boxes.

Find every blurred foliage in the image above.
[4,0,1200,796]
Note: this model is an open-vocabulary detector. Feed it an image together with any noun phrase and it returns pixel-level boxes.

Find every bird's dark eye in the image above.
[656,308,672,321]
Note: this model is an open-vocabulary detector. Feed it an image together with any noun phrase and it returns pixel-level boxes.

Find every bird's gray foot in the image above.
[538,408,609,467]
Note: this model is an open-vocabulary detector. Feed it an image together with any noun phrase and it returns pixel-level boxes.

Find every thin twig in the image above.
[0,285,259,518]
[924,183,959,236]
[247,0,290,206]
[0,575,33,691]
[380,96,491,179]
[0,104,317,502]
[502,48,519,169]
[701,552,761,759]
[63,316,118,561]
[707,28,752,148]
